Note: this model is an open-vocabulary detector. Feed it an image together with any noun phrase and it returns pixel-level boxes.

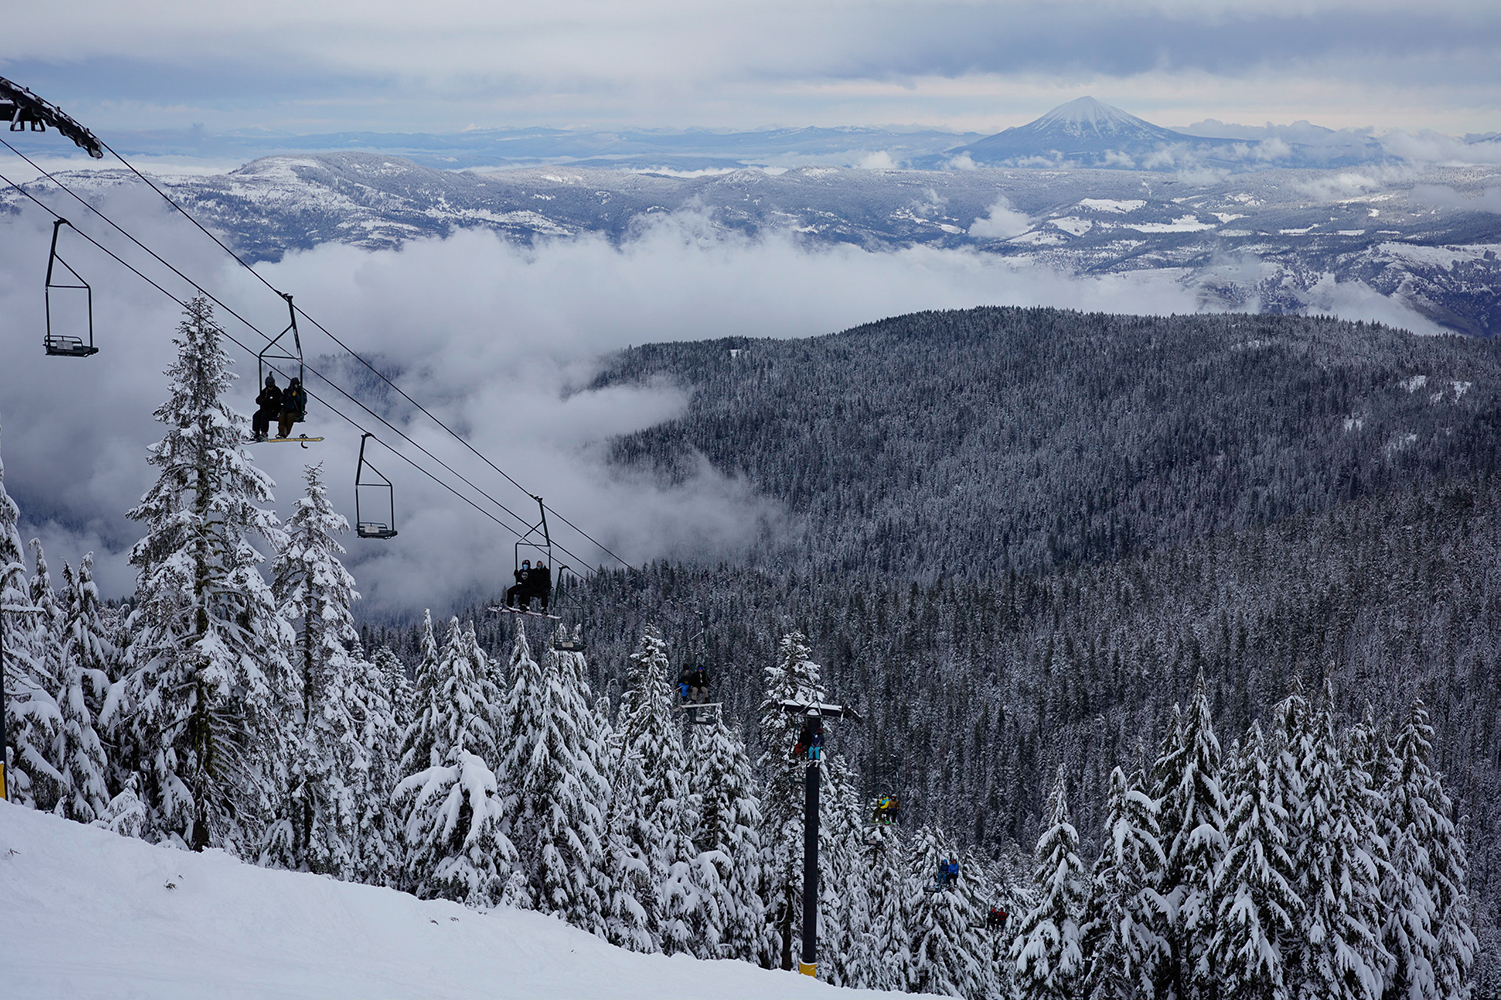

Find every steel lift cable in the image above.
[0,150,598,556]
[0,167,564,546]
[95,136,635,572]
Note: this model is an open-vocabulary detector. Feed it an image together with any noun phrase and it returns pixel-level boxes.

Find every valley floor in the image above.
[0,802,886,1000]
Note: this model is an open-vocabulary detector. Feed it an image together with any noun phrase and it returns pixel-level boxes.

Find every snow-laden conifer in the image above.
[500,626,609,932]
[1012,765,1087,1000]
[1151,676,1228,1000]
[686,708,765,962]
[1210,723,1300,1000]
[902,822,988,999]
[0,423,57,809]
[271,463,369,875]
[757,630,824,969]
[398,614,498,777]
[392,617,511,903]
[47,555,114,822]
[1082,765,1168,998]
[116,297,297,852]
[373,644,413,735]
[1378,701,1475,1000]
[848,814,913,991]
[608,625,701,953]
[1276,685,1388,1000]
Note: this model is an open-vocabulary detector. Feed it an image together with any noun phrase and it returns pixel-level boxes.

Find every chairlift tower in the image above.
[779,698,861,978]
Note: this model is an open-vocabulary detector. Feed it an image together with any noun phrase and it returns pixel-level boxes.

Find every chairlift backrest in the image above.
[354,433,397,540]
[43,219,97,357]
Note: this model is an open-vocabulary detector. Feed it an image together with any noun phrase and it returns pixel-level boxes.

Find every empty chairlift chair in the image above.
[43,219,98,357]
[355,433,398,539]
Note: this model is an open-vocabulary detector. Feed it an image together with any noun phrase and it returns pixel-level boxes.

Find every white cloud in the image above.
[0,191,1464,611]
[968,196,1032,238]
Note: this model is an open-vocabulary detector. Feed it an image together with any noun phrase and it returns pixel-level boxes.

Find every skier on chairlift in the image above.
[872,794,899,824]
[277,377,308,438]
[253,375,282,442]
[677,662,710,703]
[926,858,960,892]
[792,716,824,761]
[531,558,552,613]
[506,560,533,610]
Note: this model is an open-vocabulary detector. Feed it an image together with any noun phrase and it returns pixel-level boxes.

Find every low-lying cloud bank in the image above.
[0,201,1450,612]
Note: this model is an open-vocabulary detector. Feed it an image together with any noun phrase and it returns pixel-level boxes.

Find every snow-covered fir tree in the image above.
[1082,765,1167,999]
[1276,684,1388,1000]
[391,617,512,905]
[902,822,989,999]
[1378,701,1475,1000]
[607,625,701,953]
[115,297,297,852]
[1012,765,1087,1000]
[848,813,913,992]
[1210,723,1300,1000]
[47,554,114,822]
[0,420,57,809]
[373,645,413,735]
[1151,676,1228,1000]
[685,709,765,962]
[271,462,369,876]
[500,625,609,931]
[758,630,825,969]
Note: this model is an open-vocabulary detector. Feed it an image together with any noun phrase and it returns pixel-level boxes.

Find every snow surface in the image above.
[0,802,893,1000]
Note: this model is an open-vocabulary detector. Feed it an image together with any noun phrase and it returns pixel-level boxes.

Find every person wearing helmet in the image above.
[506,560,533,609]
[253,375,282,441]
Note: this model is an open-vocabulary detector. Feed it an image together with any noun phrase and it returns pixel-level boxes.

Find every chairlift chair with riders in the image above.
[674,609,721,725]
[354,433,397,539]
[492,497,564,620]
[254,293,321,445]
[43,219,98,357]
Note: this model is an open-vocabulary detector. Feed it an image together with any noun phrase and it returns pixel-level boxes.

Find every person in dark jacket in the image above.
[506,560,532,609]
[530,559,552,612]
[253,375,282,441]
[278,377,308,438]
[677,664,709,703]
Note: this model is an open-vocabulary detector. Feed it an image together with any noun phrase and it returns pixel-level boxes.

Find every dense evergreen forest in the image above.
[4,301,1493,996]
[434,306,1501,987]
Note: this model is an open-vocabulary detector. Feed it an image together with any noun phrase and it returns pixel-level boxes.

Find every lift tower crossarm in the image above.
[0,76,104,158]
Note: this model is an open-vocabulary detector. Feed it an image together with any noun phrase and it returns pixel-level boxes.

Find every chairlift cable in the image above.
[0,147,580,551]
[96,137,635,572]
[0,165,574,549]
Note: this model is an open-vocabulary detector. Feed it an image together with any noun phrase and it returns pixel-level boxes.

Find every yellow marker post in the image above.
[798,961,817,978]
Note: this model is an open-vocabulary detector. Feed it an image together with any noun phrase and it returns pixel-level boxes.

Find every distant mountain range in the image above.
[7,97,1496,173]
[13,151,1500,336]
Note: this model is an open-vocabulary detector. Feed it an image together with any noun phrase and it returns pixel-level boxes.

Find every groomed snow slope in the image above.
[0,802,892,1000]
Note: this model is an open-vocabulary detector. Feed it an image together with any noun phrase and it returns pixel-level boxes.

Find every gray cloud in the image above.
[3,1,1499,133]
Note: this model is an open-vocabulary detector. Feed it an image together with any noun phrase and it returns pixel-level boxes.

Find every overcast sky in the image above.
[5,0,1499,136]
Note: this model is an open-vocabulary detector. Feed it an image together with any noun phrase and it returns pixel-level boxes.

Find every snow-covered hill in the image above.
[0,802,888,1000]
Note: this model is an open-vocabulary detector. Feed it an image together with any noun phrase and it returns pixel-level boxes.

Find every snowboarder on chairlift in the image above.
[530,559,552,613]
[677,663,710,703]
[506,560,533,609]
[872,795,899,824]
[253,374,282,441]
[986,906,1008,930]
[792,717,824,761]
[277,377,308,438]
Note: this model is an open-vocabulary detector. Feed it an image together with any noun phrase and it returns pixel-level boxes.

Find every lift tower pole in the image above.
[780,699,861,979]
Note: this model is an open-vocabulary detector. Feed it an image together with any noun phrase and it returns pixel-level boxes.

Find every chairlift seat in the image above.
[44,335,98,357]
[357,521,397,539]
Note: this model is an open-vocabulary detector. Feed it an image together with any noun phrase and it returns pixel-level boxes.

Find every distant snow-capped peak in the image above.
[1034,97,1159,138]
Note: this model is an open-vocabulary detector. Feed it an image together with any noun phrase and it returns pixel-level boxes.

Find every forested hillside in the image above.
[495,307,1501,986]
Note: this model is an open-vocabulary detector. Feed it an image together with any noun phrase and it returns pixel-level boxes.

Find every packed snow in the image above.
[0,802,892,1000]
